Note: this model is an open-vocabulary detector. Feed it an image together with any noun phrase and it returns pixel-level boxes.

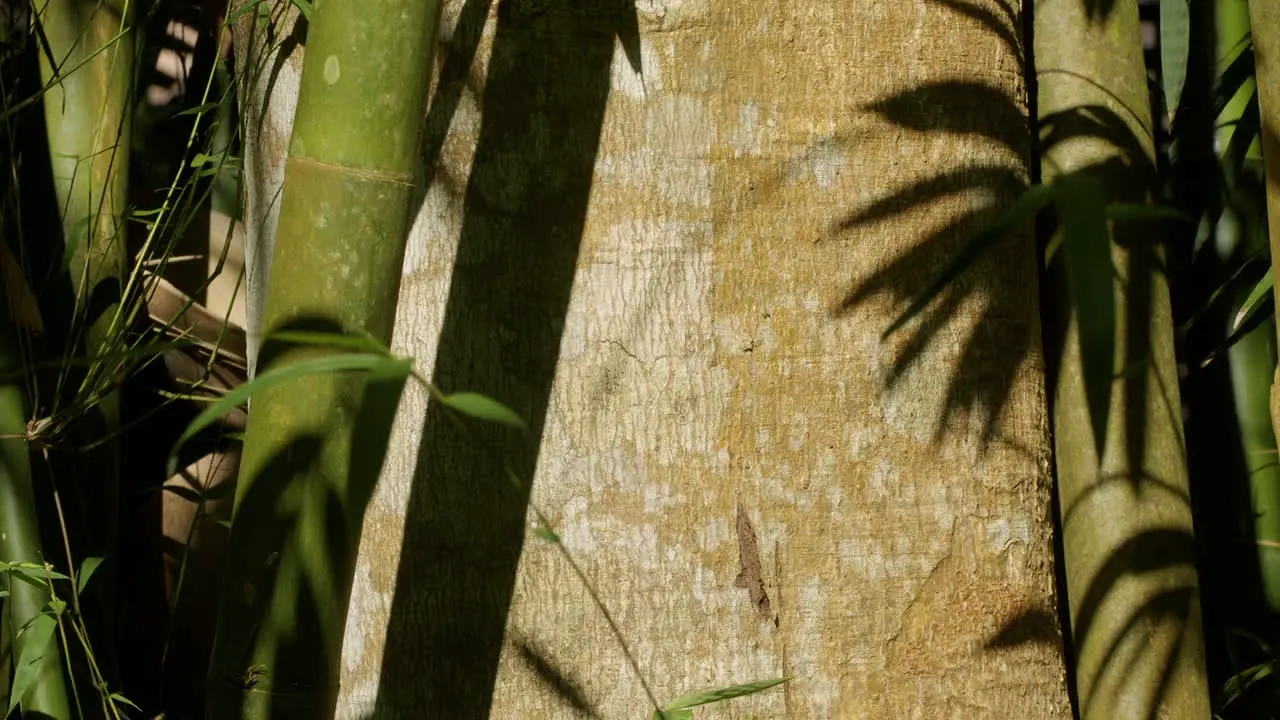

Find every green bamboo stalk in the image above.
[204,0,442,716]
[1255,0,1280,512]
[37,0,134,361]
[1035,1,1211,716]
[35,1,135,697]
[0,268,70,719]
[1211,0,1280,616]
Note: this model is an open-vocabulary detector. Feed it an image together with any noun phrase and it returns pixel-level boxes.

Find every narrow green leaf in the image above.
[76,556,104,596]
[440,392,527,429]
[2,562,70,582]
[226,0,266,24]
[167,353,395,476]
[0,339,182,383]
[1055,174,1115,458]
[1234,268,1273,331]
[1159,0,1190,124]
[266,329,393,357]
[1210,45,1256,121]
[884,182,1056,338]
[1105,203,1193,224]
[290,0,314,20]
[108,693,142,711]
[174,102,220,117]
[1222,90,1261,186]
[1222,660,1276,706]
[8,613,57,717]
[654,711,693,720]
[1202,294,1273,369]
[532,527,560,543]
[663,676,793,711]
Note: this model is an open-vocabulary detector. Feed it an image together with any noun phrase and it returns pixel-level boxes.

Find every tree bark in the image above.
[236,0,1074,716]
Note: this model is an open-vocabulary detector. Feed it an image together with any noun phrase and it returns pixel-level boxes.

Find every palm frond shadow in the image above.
[928,0,1020,58]
[832,80,1035,450]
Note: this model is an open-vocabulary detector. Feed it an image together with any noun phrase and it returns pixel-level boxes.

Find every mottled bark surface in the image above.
[236,0,1073,717]
[337,1,1071,717]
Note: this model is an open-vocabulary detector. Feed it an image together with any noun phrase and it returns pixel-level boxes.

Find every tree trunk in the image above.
[237,0,1074,716]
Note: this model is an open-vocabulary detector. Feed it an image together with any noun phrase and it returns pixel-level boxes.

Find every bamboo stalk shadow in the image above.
[371,1,631,716]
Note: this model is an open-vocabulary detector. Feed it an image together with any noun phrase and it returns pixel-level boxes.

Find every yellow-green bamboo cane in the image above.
[1212,0,1280,615]
[204,0,442,716]
[37,0,133,361]
[0,275,70,719]
[1254,0,1280,462]
[36,0,135,686]
[1036,0,1210,716]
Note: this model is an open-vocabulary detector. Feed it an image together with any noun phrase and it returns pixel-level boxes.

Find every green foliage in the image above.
[6,611,57,718]
[655,676,793,718]
[438,392,528,430]
[1161,0,1191,123]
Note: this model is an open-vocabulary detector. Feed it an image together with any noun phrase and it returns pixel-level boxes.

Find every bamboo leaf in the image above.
[663,676,793,711]
[290,0,314,20]
[1160,0,1190,123]
[226,0,265,24]
[108,693,141,712]
[1,562,69,582]
[1105,203,1194,224]
[1202,294,1273,369]
[174,102,220,117]
[1222,89,1261,185]
[167,353,396,476]
[440,392,527,430]
[267,329,393,357]
[7,613,57,717]
[1234,268,1273,331]
[75,556,104,596]
[532,527,560,543]
[884,183,1056,338]
[1055,174,1115,457]
[1210,45,1256,120]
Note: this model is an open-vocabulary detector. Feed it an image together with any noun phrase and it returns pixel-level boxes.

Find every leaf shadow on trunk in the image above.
[831,78,1038,453]
[826,6,1205,712]
[371,1,631,716]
